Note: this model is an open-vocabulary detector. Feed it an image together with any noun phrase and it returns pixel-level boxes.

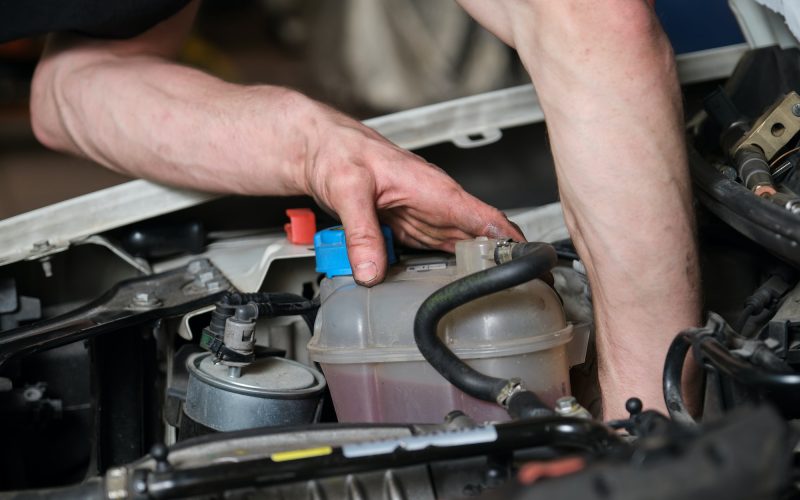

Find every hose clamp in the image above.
[496,377,525,408]
[494,239,517,265]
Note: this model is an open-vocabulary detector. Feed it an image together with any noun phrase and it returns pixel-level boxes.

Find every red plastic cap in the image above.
[284,208,317,245]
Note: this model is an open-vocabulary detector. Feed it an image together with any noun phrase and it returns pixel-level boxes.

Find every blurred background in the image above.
[0,0,747,219]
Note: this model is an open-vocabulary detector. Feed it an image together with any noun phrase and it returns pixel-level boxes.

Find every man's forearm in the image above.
[519,1,700,417]
[31,48,309,196]
[461,0,700,418]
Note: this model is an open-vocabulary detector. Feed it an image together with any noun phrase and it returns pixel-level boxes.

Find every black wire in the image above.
[733,303,756,334]
[663,331,697,425]
[663,326,800,426]
[698,338,800,389]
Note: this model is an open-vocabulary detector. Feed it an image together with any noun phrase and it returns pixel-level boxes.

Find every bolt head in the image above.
[792,103,800,117]
[107,468,124,478]
[23,387,42,402]
[556,396,577,412]
[187,259,209,274]
[132,291,161,308]
[197,271,214,284]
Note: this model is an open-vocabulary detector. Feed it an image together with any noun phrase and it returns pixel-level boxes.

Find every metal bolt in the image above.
[133,478,147,494]
[792,103,800,117]
[555,396,577,413]
[40,257,53,278]
[107,468,124,478]
[187,259,209,274]
[197,271,214,284]
[227,366,242,379]
[132,291,161,308]
[23,387,43,402]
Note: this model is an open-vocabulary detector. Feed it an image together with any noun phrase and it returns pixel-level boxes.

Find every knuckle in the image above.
[328,165,374,193]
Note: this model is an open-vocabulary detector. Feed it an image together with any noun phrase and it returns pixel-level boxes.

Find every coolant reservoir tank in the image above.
[308,233,584,424]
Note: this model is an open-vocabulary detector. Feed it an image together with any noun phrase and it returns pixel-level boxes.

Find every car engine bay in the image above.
[1,46,800,499]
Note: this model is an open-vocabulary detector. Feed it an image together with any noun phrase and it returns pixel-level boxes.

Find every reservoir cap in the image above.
[314,225,397,278]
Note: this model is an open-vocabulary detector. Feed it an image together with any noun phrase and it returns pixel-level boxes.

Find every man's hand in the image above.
[298,102,522,284]
[29,1,521,287]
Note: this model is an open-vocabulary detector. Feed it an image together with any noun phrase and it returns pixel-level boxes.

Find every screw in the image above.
[197,271,214,284]
[40,257,53,278]
[187,259,209,274]
[107,468,124,478]
[132,291,161,308]
[792,103,800,117]
[555,396,577,414]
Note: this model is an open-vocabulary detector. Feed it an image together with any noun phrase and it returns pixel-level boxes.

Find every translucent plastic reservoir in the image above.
[308,238,586,424]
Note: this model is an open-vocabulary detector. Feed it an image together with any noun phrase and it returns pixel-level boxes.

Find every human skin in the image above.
[30,0,699,419]
[457,0,701,418]
[29,1,523,288]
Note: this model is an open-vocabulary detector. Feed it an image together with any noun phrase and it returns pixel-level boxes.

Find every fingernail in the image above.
[354,261,377,284]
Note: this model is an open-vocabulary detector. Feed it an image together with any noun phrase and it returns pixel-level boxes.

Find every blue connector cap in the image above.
[314,225,397,278]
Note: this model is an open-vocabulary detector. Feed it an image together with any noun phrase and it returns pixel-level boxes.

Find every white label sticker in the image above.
[406,263,447,272]
[341,425,498,458]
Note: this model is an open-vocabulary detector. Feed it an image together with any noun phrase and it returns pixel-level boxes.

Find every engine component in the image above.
[200,291,318,366]
[0,258,229,368]
[693,47,800,266]
[182,290,323,434]
[309,233,587,423]
[689,147,800,267]
[729,90,800,163]
[106,415,622,499]
[183,352,325,432]
[664,312,800,424]
[487,405,794,500]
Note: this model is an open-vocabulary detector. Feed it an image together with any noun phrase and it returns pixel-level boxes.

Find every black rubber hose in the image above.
[663,331,696,425]
[413,242,557,405]
[689,147,800,267]
[699,338,800,389]
[733,303,756,334]
[664,329,800,425]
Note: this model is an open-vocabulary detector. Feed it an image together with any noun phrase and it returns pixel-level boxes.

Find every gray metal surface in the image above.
[774,282,800,322]
[184,352,326,432]
[0,47,745,267]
